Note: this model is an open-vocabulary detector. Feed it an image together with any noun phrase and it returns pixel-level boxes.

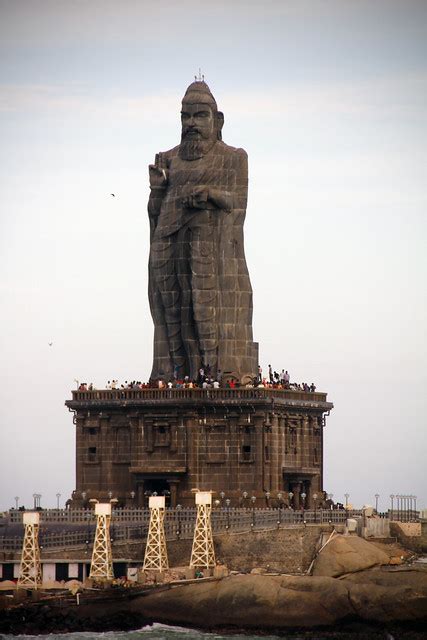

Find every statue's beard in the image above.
[179,133,216,161]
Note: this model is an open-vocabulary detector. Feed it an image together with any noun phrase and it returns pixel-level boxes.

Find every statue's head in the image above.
[179,81,224,160]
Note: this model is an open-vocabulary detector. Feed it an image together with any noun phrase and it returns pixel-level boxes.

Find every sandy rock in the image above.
[213,565,228,578]
[312,534,390,577]
[130,574,353,628]
[250,567,267,574]
[0,580,16,590]
[41,580,66,590]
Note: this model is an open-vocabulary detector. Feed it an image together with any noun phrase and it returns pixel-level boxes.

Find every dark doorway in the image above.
[143,478,171,505]
[56,563,69,581]
[2,563,14,580]
[113,562,127,579]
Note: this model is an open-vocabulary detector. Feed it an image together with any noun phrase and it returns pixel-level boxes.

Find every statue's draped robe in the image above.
[148,140,258,382]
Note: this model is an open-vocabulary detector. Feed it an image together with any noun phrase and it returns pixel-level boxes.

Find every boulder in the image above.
[312,534,390,577]
[346,570,427,622]
[129,574,353,628]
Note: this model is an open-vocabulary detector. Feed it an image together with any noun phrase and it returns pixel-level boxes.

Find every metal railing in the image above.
[1,508,365,551]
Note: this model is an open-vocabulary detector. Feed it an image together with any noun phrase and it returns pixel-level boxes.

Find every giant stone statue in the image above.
[148,80,258,383]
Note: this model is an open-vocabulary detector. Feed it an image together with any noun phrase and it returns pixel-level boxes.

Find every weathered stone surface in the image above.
[312,534,391,577]
[129,574,353,628]
[128,570,427,629]
[66,388,331,507]
[147,80,258,383]
[344,568,427,622]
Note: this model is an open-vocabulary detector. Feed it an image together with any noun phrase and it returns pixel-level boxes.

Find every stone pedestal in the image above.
[66,387,332,506]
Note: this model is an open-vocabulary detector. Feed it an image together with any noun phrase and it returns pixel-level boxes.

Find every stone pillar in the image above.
[136,482,145,507]
[168,480,179,507]
[292,482,301,510]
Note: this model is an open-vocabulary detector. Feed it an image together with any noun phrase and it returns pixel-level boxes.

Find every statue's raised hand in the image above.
[149,152,168,189]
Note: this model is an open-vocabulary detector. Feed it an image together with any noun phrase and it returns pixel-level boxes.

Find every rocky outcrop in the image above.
[129,574,353,628]
[312,534,390,577]
[1,567,426,634]
[344,567,427,623]
[129,569,427,629]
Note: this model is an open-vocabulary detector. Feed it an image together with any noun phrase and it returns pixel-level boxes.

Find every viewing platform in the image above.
[66,387,333,412]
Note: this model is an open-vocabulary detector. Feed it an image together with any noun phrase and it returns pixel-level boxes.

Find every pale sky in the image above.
[1,0,426,512]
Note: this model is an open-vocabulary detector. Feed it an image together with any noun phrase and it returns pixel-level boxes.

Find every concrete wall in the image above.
[390,521,427,553]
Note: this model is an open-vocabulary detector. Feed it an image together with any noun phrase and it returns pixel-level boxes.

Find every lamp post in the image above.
[396,494,401,521]
[374,493,379,512]
[265,491,271,507]
[225,498,231,529]
[130,490,135,507]
[56,493,61,509]
[14,496,19,510]
[176,504,182,537]
[33,493,41,509]
[288,491,294,511]
[108,491,113,501]
[390,494,395,520]
[277,492,283,526]
[242,491,248,508]
[313,493,318,523]
[220,491,225,507]
[328,493,333,511]
[251,495,256,527]
[301,492,306,520]
[344,493,349,509]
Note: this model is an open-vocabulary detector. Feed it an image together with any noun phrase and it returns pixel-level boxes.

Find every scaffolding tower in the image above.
[190,491,215,569]
[143,495,169,571]
[17,512,42,589]
[89,503,114,580]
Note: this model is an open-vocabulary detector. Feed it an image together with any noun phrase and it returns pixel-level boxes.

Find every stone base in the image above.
[66,387,333,509]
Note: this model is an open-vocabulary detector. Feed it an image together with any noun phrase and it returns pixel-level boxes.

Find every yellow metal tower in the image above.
[89,503,114,580]
[17,512,42,589]
[143,495,169,571]
[190,491,215,569]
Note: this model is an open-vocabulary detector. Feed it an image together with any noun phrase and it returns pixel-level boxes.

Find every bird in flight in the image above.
[48,342,53,346]
[110,193,115,197]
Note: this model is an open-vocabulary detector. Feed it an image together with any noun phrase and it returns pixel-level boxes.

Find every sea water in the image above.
[0,625,282,640]
[0,622,412,640]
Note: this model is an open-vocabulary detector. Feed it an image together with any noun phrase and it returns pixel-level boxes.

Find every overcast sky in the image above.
[1,0,426,512]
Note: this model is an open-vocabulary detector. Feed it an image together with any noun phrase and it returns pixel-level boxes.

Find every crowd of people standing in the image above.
[76,364,317,393]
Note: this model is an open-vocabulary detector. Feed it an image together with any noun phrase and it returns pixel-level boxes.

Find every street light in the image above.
[344,493,349,509]
[390,494,395,520]
[176,504,182,537]
[288,491,294,510]
[225,498,231,528]
[251,495,256,527]
[374,494,379,512]
[277,492,283,525]
[265,491,271,507]
[313,493,318,523]
[14,496,19,510]
[56,493,61,509]
[301,492,306,518]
